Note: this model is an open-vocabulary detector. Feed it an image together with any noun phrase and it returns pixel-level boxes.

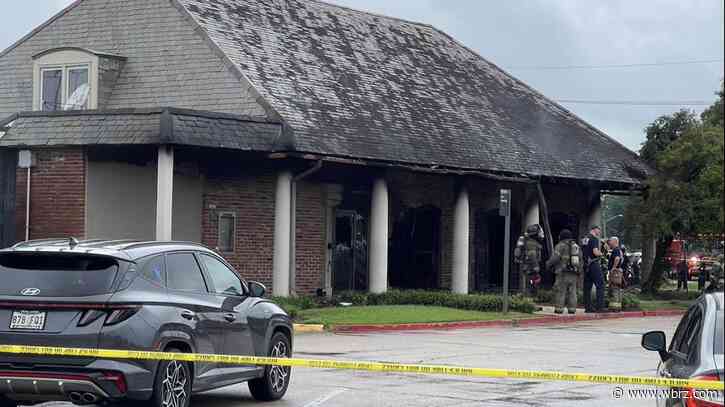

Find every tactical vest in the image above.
[559,240,581,274]
[525,238,541,265]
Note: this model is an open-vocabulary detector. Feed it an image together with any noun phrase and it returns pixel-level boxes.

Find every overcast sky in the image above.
[2,0,723,151]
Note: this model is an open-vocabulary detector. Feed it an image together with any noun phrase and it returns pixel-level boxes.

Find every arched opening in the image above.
[389,206,441,289]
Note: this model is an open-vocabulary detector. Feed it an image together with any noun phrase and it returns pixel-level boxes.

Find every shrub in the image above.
[534,289,555,304]
[331,290,536,314]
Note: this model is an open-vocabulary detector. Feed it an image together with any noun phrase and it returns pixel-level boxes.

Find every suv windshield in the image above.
[0,253,119,297]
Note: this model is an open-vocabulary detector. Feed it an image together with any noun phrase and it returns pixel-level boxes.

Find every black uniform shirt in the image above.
[582,234,599,261]
[608,247,623,271]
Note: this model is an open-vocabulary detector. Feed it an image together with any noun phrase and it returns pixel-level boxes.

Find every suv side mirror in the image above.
[642,331,670,362]
[248,281,266,298]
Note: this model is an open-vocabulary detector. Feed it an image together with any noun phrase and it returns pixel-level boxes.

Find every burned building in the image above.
[0,0,651,296]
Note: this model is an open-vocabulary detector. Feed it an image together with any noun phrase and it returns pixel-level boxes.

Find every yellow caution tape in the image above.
[1,344,723,391]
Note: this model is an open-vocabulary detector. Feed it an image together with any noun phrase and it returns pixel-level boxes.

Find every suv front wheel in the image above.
[248,332,292,401]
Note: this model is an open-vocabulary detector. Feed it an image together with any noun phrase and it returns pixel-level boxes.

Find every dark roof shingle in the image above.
[177,0,651,184]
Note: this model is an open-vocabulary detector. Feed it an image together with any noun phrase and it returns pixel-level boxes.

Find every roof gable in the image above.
[177,0,651,184]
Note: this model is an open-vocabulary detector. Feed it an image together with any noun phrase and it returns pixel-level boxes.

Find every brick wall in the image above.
[201,171,326,296]
[0,0,266,118]
[15,148,86,241]
[294,181,325,295]
[201,172,276,290]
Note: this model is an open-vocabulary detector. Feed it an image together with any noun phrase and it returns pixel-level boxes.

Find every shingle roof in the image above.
[0,108,285,150]
[176,0,651,185]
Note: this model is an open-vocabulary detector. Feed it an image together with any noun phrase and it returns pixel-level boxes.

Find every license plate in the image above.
[10,310,47,330]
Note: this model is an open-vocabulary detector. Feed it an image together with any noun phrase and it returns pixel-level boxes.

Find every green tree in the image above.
[701,83,724,128]
[636,89,725,293]
[602,194,628,239]
[639,109,698,167]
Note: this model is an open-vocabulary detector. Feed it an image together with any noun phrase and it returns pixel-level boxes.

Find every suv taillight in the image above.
[685,375,724,407]
[77,309,106,327]
[104,307,140,326]
[77,306,140,327]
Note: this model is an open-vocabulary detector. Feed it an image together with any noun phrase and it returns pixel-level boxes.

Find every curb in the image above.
[293,323,325,333]
[330,310,685,333]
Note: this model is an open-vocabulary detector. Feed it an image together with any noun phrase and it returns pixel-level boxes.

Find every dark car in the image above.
[641,292,724,407]
[0,239,293,407]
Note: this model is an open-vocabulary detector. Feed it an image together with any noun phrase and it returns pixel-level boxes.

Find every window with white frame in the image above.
[33,48,102,112]
[40,64,90,111]
[218,212,236,253]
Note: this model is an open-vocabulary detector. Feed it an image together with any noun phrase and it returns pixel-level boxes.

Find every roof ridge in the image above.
[305,0,435,29]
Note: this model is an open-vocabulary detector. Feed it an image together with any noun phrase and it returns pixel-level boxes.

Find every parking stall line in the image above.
[301,388,348,407]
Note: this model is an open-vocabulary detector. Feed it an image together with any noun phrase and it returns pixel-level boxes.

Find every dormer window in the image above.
[40,65,90,111]
[33,47,126,112]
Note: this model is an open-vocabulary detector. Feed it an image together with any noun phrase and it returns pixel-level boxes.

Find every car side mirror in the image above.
[642,331,670,362]
[248,281,266,298]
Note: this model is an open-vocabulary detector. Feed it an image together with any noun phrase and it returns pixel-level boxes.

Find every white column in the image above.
[369,178,389,294]
[524,199,540,230]
[588,191,602,230]
[451,188,470,294]
[155,145,174,241]
[273,171,293,297]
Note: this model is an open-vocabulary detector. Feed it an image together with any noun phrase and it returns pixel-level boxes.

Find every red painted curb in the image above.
[330,309,685,333]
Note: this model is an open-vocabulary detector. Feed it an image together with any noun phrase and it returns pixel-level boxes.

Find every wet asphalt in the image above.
[38,315,679,407]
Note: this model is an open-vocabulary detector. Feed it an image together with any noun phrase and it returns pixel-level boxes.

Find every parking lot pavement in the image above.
[39,316,679,407]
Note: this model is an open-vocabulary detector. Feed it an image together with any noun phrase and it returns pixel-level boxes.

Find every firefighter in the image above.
[546,229,582,314]
[514,224,544,295]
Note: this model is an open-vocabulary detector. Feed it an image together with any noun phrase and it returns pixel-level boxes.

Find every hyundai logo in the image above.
[20,288,41,296]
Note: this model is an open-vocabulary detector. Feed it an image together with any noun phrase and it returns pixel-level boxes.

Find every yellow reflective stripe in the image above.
[1,344,722,391]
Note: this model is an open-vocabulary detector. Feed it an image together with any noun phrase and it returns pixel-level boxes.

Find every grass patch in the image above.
[638,299,692,311]
[297,305,534,326]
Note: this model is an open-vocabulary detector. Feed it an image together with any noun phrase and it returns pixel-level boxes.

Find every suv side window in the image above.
[141,255,166,287]
[678,306,703,360]
[166,253,208,294]
[670,306,694,352]
[199,254,245,296]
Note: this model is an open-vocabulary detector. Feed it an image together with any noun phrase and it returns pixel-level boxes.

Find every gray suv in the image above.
[642,292,724,406]
[0,239,293,407]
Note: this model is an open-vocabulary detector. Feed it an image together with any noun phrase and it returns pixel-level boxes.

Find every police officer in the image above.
[582,226,605,313]
[546,229,581,314]
[514,224,544,295]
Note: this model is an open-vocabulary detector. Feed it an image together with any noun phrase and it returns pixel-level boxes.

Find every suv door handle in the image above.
[180,310,196,320]
[223,313,236,322]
